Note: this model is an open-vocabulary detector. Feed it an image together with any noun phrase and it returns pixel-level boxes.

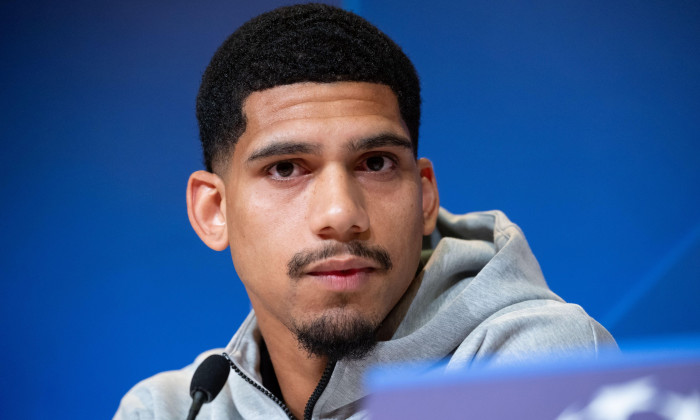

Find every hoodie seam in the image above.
[567,304,600,357]
[586,316,601,358]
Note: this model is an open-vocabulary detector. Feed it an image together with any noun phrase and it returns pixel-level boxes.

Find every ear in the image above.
[417,158,440,236]
[186,170,229,251]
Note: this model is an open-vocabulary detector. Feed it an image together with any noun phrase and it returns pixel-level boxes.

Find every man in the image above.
[115,4,615,419]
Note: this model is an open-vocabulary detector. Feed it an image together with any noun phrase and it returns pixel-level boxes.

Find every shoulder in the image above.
[449,300,617,369]
[114,350,223,420]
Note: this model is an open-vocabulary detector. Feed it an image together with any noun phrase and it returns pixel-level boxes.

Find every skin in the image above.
[187,81,439,418]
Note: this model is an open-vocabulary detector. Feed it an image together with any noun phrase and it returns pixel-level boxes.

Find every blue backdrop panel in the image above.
[0,1,697,419]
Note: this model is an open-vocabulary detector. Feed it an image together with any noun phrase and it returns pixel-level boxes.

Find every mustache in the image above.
[287,241,393,279]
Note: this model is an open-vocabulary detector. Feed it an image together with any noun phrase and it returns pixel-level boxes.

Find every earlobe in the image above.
[418,159,440,236]
[186,170,229,251]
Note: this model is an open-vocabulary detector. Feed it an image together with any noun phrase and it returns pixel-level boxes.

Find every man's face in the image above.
[221,81,437,356]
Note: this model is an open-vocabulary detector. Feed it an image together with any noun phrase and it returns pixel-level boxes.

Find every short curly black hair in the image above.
[196,3,421,173]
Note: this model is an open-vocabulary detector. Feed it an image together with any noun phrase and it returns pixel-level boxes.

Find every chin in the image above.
[291,307,379,360]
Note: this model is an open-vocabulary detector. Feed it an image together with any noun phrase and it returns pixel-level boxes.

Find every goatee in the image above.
[292,312,378,361]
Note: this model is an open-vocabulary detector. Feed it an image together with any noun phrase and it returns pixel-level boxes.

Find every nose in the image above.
[308,165,370,240]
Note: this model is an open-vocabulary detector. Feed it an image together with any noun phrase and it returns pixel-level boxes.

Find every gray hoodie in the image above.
[115,209,616,419]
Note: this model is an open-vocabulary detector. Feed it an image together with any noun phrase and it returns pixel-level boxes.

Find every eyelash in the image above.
[264,160,307,180]
[357,154,398,172]
[263,153,399,180]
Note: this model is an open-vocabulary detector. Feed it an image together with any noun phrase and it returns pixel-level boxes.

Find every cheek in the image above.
[227,189,297,280]
[230,183,303,239]
[368,182,424,271]
[370,181,423,239]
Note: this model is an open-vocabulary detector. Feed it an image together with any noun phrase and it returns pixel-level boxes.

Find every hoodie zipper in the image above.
[303,359,336,420]
[222,352,336,420]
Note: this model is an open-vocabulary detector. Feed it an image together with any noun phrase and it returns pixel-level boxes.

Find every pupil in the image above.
[367,156,384,171]
[276,162,294,177]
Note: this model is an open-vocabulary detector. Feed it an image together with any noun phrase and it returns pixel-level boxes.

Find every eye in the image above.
[359,155,396,172]
[267,161,306,179]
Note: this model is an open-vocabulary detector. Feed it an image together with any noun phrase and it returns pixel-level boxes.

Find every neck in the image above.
[256,314,329,419]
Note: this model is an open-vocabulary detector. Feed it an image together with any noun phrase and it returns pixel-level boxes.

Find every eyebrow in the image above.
[347,133,413,153]
[245,133,413,165]
[246,141,322,164]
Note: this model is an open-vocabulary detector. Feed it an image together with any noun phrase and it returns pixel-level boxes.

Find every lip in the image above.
[306,257,379,274]
[304,257,378,292]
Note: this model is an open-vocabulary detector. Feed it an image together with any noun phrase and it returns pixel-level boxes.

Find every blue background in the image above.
[1,0,698,418]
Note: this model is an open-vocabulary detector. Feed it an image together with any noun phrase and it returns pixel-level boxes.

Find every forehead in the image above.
[237,82,408,151]
[244,81,401,123]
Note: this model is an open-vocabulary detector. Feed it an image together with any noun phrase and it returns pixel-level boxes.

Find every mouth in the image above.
[304,259,378,291]
[308,267,376,277]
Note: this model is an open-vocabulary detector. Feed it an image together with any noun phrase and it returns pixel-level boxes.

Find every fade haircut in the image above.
[196,3,421,173]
